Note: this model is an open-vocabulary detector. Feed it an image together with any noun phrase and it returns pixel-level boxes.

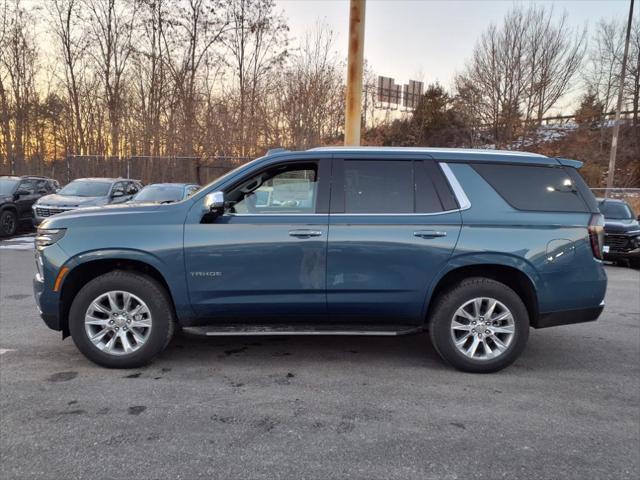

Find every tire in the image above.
[630,258,640,270]
[69,270,175,368]
[0,209,17,237]
[428,277,529,373]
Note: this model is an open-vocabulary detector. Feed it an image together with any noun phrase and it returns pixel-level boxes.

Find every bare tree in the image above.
[521,6,585,140]
[49,0,88,155]
[278,22,343,149]
[0,0,39,171]
[224,0,288,155]
[162,0,228,156]
[84,0,137,156]
[456,5,585,147]
[584,19,629,150]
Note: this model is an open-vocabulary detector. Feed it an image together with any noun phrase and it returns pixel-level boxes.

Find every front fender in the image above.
[61,248,195,322]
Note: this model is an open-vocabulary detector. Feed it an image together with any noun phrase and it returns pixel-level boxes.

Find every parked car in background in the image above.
[128,183,200,204]
[597,197,640,268]
[0,175,59,236]
[33,147,607,373]
[33,178,143,226]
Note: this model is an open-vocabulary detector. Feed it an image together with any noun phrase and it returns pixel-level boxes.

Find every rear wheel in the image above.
[69,270,175,368]
[429,277,529,373]
[0,210,17,237]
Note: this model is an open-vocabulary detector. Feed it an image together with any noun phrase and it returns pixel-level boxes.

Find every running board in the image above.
[183,324,423,337]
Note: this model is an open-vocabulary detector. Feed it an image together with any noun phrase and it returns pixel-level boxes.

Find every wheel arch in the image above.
[59,254,178,338]
[425,256,540,328]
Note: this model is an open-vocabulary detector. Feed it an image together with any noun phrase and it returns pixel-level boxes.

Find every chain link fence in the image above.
[1,154,252,186]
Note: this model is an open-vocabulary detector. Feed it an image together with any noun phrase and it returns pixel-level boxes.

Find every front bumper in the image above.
[32,244,69,332]
[603,247,640,261]
[33,274,61,330]
[535,302,605,329]
[603,233,640,261]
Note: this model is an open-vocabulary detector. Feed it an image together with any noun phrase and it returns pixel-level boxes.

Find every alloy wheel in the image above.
[449,297,515,361]
[84,290,152,356]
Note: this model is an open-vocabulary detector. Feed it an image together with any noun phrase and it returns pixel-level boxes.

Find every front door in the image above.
[15,179,39,220]
[184,159,330,323]
[326,157,462,324]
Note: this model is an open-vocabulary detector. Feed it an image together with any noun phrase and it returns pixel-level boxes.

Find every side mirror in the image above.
[15,189,30,197]
[111,190,124,198]
[204,191,225,215]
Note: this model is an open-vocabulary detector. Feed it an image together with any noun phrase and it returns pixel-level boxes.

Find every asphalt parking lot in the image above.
[0,240,639,480]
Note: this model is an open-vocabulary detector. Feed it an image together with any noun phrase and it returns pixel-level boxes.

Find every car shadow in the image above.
[157,330,447,370]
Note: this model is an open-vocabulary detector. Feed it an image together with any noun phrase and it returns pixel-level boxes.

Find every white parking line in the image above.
[0,348,16,355]
[0,235,35,250]
[3,235,36,242]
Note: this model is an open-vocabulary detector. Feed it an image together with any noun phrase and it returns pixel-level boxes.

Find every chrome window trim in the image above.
[222,161,471,217]
[330,210,461,217]
[439,162,471,210]
[225,213,326,217]
[226,211,461,217]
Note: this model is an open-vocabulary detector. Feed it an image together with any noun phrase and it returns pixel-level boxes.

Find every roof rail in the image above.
[266,147,289,156]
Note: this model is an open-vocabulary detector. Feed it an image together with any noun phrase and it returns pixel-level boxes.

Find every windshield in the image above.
[133,185,185,203]
[0,179,19,195]
[58,180,112,197]
[598,201,634,220]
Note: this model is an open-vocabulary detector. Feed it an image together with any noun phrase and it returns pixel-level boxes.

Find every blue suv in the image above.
[33,148,607,372]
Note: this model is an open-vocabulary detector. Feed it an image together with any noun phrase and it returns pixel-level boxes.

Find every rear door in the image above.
[326,156,462,324]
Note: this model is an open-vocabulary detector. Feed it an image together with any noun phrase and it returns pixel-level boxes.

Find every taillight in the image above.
[588,214,604,260]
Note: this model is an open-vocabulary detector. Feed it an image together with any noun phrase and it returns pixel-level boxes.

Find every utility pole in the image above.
[607,0,635,193]
[344,0,366,146]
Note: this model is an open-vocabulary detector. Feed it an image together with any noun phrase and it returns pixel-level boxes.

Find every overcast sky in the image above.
[276,0,631,104]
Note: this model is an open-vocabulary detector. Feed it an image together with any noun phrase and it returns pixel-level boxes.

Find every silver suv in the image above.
[33,178,142,225]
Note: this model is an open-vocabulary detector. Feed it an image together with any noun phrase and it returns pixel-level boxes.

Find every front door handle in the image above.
[413,230,447,239]
[289,229,323,238]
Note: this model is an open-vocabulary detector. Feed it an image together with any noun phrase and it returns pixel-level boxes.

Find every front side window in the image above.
[227,164,318,214]
[126,182,140,195]
[17,179,37,194]
[343,160,414,214]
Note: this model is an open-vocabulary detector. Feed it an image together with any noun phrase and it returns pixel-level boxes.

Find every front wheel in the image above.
[0,210,17,237]
[429,277,529,373]
[69,270,175,368]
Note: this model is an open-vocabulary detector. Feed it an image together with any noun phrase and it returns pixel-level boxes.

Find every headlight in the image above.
[35,228,66,250]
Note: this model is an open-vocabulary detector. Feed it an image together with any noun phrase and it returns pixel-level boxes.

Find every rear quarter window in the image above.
[472,163,589,212]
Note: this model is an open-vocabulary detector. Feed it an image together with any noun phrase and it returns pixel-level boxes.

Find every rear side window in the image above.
[335,160,456,214]
[472,164,589,212]
[343,160,414,213]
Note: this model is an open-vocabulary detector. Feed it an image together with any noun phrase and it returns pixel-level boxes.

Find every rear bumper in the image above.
[534,302,605,329]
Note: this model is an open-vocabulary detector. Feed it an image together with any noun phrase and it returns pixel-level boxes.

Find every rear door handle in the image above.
[289,229,323,238]
[413,230,447,239]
